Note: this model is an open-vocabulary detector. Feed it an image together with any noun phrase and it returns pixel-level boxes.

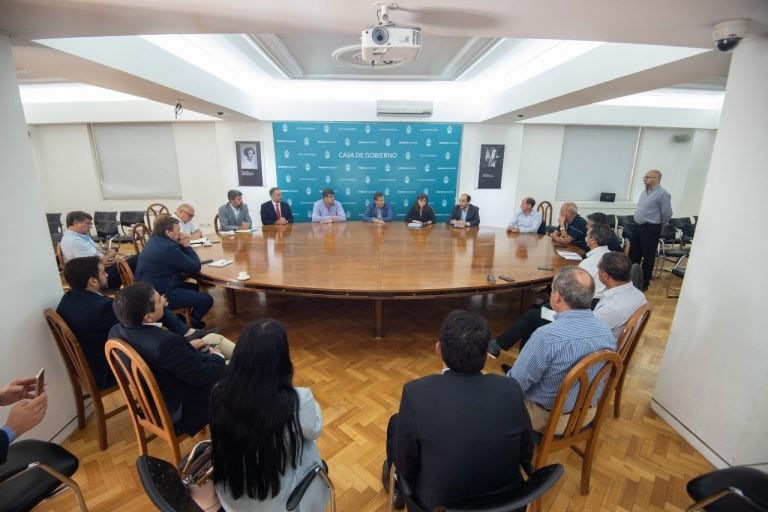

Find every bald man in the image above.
[551,202,587,250]
[174,203,203,239]
[630,169,672,290]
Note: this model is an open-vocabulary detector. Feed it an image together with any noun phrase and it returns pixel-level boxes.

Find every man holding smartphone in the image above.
[1,376,47,463]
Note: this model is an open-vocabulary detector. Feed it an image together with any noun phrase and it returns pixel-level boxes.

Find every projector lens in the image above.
[372,27,389,45]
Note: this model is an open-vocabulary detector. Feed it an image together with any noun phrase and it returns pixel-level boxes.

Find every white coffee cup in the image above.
[237,271,248,279]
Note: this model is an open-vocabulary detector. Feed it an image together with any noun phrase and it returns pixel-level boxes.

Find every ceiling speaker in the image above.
[672,133,692,143]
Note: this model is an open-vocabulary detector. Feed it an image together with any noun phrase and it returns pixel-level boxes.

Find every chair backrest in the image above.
[95,219,120,239]
[94,211,118,222]
[105,338,185,464]
[539,350,622,445]
[616,303,652,367]
[136,455,206,512]
[132,222,150,254]
[145,203,169,229]
[117,258,136,288]
[56,242,66,271]
[213,213,220,235]
[46,213,63,234]
[120,210,146,227]
[630,263,643,290]
[617,215,636,238]
[537,201,553,233]
[43,308,100,403]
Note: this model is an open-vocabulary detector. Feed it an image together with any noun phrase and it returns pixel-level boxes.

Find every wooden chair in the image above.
[43,308,127,451]
[132,222,150,254]
[533,350,622,496]
[55,242,66,272]
[213,213,220,235]
[537,201,553,235]
[613,303,653,418]
[105,338,190,465]
[116,259,191,326]
[145,203,169,230]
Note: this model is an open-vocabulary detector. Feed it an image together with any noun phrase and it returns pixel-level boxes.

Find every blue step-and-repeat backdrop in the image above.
[272,122,463,222]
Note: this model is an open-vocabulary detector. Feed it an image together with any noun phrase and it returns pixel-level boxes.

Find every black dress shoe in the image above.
[183,327,221,342]
[501,363,512,375]
[392,486,405,510]
[381,459,391,491]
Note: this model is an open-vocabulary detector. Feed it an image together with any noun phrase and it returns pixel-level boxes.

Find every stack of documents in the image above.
[556,250,582,261]
[208,259,233,267]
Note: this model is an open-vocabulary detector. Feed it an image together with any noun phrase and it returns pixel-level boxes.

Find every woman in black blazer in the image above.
[404,193,436,226]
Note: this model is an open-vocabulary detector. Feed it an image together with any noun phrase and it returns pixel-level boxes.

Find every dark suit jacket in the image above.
[395,371,533,510]
[447,204,480,227]
[260,200,294,225]
[0,429,8,465]
[404,204,436,224]
[109,323,225,435]
[135,235,201,294]
[57,290,119,389]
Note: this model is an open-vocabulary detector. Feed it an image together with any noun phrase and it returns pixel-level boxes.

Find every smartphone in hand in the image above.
[35,368,45,397]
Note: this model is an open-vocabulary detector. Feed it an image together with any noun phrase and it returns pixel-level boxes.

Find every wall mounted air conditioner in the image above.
[376,100,433,117]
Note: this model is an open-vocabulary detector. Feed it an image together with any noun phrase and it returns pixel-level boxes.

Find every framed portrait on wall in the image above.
[236,141,263,186]
[477,144,504,189]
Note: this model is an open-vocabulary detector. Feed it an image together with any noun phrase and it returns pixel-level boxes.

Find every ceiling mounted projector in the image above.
[361,3,422,66]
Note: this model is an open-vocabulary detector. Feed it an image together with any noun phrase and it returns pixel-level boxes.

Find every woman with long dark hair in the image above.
[210,319,327,511]
[404,192,436,226]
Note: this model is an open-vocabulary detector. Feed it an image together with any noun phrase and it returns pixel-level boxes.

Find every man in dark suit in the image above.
[218,189,252,231]
[447,193,480,227]
[260,187,294,225]
[383,310,534,510]
[57,257,213,389]
[135,215,212,328]
[109,283,226,436]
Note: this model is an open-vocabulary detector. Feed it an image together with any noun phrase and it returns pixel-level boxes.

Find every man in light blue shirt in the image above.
[312,188,346,223]
[60,210,136,289]
[363,191,393,223]
[630,169,673,290]
[507,197,542,233]
[506,266,615,433]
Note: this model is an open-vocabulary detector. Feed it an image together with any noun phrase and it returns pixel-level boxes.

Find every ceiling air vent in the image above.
[376,100,433,117]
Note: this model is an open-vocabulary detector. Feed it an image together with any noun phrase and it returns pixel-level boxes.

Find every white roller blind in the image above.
[556,126,639,201]
[92,123,182,199]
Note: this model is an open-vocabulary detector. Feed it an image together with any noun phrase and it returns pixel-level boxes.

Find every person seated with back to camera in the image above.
[586,212,622,252]
[363,191,394,224]
[507,197,542,233]
[260,187,294,226]
[447,193,480,228]
[383,310,533,510]
[210,319,328,512]
[57,256,217,390]
[404,193,436,226]
[311,188,346,224]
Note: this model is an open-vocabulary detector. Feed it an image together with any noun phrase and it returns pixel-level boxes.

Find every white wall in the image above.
[0,36,75,442]
[31,120,715,230]
[652,33,768,469]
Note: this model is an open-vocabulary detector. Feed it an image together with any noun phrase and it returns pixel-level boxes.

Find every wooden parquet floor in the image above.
[40,270,711,511]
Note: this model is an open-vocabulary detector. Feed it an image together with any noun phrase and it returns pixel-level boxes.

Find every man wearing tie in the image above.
[260,187,294,225]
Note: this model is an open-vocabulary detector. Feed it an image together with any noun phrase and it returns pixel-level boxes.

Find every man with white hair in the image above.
[551,202,587,250]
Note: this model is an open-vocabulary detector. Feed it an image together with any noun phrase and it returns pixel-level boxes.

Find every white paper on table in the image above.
[208,259,233,267]
[556,250,583,260]
[407,222,422,229]
[235,228,258,233]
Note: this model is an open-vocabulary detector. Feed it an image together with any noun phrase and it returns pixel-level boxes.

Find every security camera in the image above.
[712,19,749,52]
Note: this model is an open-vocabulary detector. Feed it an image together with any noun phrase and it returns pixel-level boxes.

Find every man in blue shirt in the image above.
[507,197,542,233]
[506,266,615,434]
[630,169,673,290]
[551,202,587,250]
[312,188,346,223]
[363,191,393,223]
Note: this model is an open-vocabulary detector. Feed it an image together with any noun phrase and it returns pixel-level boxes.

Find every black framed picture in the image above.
[236,141,263,186]
[477,144,504,189]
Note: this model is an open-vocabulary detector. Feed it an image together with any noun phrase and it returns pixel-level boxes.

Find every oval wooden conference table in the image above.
[193,222,581,338]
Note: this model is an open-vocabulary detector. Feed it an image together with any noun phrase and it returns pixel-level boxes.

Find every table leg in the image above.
[226,288,237,315]
[374,299,383,339]
[519,288,532,314]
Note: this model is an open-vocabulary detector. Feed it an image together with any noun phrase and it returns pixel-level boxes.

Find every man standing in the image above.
[57,256,219,389]
[260,187,294,225]
[506,267,615,433]
[218,189,252,231]
[384,310,533,510]
[312,188,346,223]
[173,204,203,239]
[551,202,587,250]
[110,283,226,436]
[136,215,213,328]
[630,169,673,290]
[595,252,648,338]
[363,191,393,223]
[579,224,614,302]
[507,197,542,233]
[447,193,480,227]
[60,210,136,289]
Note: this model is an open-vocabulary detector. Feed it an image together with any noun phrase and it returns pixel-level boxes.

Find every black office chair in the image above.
[137,456,336,512]
[117,211,147,244]
[617,215,636,239]
[0,439,86,512]
[388,463,564,512]
[686,466,768,511]
[630,263,643,291]
[667,255,687,298]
